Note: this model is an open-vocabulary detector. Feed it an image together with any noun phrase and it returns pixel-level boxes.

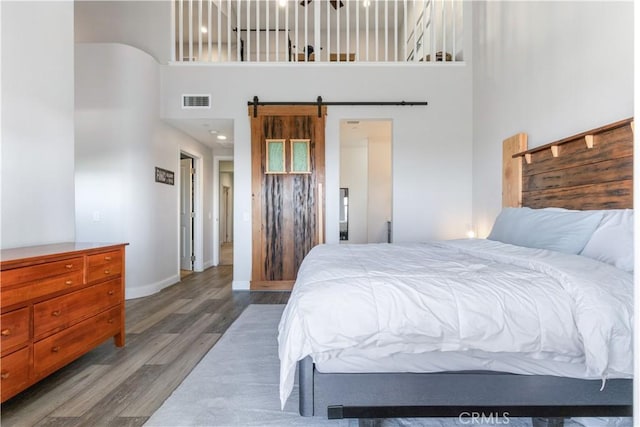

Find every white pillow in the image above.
[580,209,633,272]
[487,207,604,255]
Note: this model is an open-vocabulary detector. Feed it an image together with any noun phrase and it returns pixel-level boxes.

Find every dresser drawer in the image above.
[1,270,84,309]
[33,306,121,378]
[33,279,122,340]
[1,308,30,356]
[87,251,122,283]
[1,346,30,401]
[2,257,84,288]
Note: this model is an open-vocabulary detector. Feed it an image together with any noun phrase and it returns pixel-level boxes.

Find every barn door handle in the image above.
[318,183,324,244]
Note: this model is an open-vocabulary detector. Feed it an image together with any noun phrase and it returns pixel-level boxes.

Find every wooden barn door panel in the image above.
[250,106,326,290]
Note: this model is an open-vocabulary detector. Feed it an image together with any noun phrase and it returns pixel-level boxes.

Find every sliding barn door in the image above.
[250,105,326,290]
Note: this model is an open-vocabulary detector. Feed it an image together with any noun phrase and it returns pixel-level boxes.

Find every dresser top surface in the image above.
[1,242,128,269]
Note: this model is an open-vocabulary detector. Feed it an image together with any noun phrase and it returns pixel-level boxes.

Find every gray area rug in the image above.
[145,305,630,427]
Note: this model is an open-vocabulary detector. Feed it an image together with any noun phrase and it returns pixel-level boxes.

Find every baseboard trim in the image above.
[232,280,250,290]
[125,274,180,300]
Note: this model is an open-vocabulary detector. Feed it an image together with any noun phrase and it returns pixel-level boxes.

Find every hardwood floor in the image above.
[219,242,233,266]
[1,266,290,427]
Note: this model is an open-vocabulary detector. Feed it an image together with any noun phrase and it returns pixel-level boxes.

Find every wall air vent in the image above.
[182,94,211,109]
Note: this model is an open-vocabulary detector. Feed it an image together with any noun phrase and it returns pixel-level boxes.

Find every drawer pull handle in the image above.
[1,329,10,336]
[104,256,112,261]
[65,280,73,285]
[1,371,9,380]
[104,269,111,275]
[52,346,60,353]
[52,310,61,317]
[108,290,115,296]
[108,318,114,324]
[65,264,73,269]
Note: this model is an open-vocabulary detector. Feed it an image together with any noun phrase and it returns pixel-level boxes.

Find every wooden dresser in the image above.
[0,242,127,402]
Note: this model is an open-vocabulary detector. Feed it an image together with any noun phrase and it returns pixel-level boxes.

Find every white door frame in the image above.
[179,157,194,270]
[178,149,204,272]
[213,155,233,266]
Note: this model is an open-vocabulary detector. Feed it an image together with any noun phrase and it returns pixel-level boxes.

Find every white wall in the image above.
[367,137,392,243]
[161,58,474,289]
[340,142,368,243]
[75,1,171,64]
[471,1,634,237]
[1,1,76,249]
[75,43,214,299]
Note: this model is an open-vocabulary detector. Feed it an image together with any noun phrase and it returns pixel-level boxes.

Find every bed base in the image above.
[298,357,632,422]
[357,418,564,427]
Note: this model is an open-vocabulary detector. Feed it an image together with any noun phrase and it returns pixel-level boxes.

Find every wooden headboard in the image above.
[502,118,634,210]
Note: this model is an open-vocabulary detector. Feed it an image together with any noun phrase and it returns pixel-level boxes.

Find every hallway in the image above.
[220,242,233,265]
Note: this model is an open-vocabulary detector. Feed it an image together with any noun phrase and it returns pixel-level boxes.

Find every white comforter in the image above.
[277,239,634,408]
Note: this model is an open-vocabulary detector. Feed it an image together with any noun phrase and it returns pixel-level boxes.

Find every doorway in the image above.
[219,160,234,265]
[180,153,195,277]
[339,119,392,244]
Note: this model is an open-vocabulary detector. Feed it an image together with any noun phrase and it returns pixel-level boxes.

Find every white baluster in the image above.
[355,0,359,61]
[441,0,445,62]
[198,0,203,60]
[179,0,184,61]
[451,0,455,62]
[189,0,193,61]
[246,0,251,61]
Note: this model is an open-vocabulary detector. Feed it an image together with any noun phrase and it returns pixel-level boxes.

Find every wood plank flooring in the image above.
[1,265,290,427]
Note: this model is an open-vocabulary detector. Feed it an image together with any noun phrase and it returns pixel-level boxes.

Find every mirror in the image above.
[339,188,349,241]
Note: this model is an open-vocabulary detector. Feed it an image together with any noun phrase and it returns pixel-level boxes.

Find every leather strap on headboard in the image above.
[507,118,634,210]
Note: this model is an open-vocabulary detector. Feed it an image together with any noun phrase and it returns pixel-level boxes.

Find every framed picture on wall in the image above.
[155,167,175,185]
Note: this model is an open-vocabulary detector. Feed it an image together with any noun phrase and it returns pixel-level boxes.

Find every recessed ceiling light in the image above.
[201,26,208,34]
[209,130,218,134]
[217,135,227,140]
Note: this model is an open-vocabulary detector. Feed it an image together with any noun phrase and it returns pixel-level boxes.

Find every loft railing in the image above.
[171,0,463,63]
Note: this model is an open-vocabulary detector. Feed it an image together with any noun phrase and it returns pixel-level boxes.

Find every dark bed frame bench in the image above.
[298,357,632,425]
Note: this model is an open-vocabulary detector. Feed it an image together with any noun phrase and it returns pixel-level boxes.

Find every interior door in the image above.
[180,157,194,270]
[250,105,326,290]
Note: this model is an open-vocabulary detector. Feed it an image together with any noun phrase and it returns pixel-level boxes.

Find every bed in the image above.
[277,118,635,426]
